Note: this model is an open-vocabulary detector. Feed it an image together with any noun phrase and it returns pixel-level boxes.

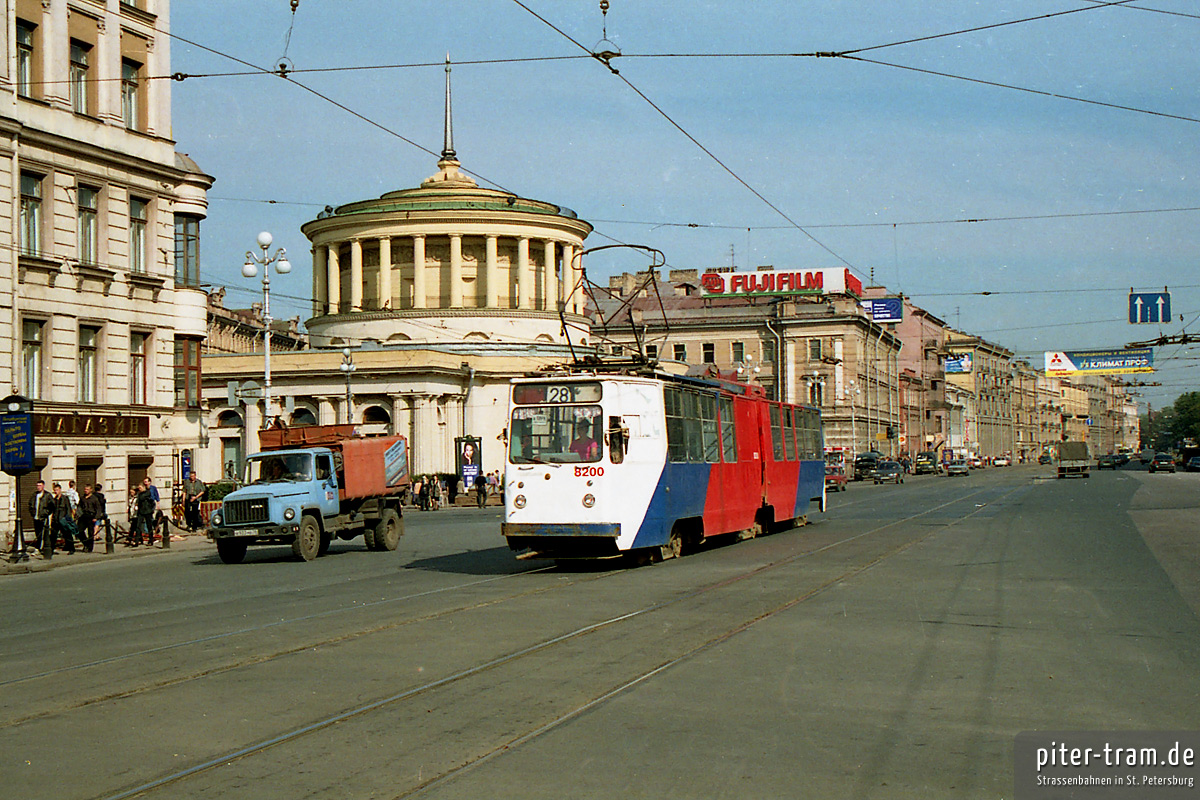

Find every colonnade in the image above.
[311,234,582,316]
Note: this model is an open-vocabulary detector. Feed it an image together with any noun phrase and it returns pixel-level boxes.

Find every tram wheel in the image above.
[660,528,684,561]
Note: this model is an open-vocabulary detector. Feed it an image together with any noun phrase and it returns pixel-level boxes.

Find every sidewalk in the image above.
[0,530,213,576]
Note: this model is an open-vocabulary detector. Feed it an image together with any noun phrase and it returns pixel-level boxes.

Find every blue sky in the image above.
[169,1,1200,411]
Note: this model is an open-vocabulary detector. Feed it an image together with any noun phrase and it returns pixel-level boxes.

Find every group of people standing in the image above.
[27,477,170,555]
[28,479,107,555]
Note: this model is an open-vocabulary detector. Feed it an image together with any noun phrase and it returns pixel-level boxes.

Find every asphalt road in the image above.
[2,463,1198,799]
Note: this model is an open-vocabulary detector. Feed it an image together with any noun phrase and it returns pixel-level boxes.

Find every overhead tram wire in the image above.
[506,0,860,273]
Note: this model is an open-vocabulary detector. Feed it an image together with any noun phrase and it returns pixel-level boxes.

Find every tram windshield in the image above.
[509,405,603,464]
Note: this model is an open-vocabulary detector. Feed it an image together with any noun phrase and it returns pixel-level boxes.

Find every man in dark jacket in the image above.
[78,484,103,553]
[28,480,54,552]
[134,484,157,547]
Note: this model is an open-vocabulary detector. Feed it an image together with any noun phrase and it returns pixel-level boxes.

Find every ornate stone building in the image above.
[2,0,213,545]
[200,65,593,480]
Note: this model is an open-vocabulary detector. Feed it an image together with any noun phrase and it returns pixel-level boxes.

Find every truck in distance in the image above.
[207,424,410,563]
[1057,441,1090,479]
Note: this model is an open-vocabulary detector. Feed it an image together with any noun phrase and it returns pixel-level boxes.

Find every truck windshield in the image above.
[510,405,603,464]
[246,453,314,484]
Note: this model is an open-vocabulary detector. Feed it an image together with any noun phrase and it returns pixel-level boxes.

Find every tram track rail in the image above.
[79,481,1029,800]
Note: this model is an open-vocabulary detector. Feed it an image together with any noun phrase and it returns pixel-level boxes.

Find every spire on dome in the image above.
[422,53,476,188]
[442,53,455,160]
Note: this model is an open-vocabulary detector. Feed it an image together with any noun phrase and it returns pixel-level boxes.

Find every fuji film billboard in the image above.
[700,267,863,298]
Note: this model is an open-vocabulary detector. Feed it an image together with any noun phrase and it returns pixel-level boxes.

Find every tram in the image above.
[501,367,826,561]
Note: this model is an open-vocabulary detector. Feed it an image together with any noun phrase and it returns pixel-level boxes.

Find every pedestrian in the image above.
[94,482,108,541]
[65,479,80,510]
[127,486,141,545]
[475,472,487,508]
[135,482,157,547]
[51,482,77,554]
[78,484,103,553]
[184,473,206,531]
[28,480,55,553]
[141,477,160,545]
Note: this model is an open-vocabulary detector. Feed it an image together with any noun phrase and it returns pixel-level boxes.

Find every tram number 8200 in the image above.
[574,466,605,477]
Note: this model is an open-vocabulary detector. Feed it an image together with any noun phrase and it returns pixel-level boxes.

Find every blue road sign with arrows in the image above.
[1129,291,1170,324]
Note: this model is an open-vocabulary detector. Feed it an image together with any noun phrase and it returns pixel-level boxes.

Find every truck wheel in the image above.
[373,509,403,552]
[292,516,321,561]
[216,539,247,564]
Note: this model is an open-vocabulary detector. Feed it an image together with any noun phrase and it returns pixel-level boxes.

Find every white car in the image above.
[993,456,1011,467]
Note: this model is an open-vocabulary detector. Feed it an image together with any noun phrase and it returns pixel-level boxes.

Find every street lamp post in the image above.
[242,231,291,426]
[340,347,356,424]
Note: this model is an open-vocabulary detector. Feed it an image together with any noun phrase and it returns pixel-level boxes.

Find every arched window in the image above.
[362,405,391,425]
[291,408,317,426]
[217,410,243,428]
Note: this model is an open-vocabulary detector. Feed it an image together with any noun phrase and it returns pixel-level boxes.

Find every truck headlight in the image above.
[211,511,222,526]
[284,507,296,521]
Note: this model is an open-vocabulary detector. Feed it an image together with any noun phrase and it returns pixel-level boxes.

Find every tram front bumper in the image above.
[502,522,622,559]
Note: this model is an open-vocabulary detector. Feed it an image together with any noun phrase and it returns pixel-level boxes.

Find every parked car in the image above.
[1097,454,1118,469]
[967,456,984,469]
[824,465,848,492]
[1186,457,1200,473]
[946,459,970,476]
[1038,454,1053,465]
[993,456,1011,467]
[1148,453,1176,474]
[872,461,905,484]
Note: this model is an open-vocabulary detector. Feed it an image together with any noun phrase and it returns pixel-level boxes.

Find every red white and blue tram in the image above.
[502,368,826,561]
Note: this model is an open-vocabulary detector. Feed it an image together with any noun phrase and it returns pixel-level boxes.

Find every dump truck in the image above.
[1057,441,1090,479]
[207,424,410,563]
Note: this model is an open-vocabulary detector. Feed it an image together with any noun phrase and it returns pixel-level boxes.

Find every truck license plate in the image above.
[234,528,257,536]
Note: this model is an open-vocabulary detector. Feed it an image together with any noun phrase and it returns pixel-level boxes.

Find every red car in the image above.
[825,465,848,492]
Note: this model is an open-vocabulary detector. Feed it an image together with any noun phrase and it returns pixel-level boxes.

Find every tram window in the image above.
[719,396,737,463]
[811,409,825,456]
[770,405,785,460]
[509,405,602,463]
[665,386,687,462]
[684,390,705,462]
[783,406,796,461]
[701,392,720,463]
[607,415,626,464]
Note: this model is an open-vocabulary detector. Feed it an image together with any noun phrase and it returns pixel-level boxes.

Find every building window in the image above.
[809,381,824,406]
[69,40,91,115]
[79,325,100,403]
[174,337,201,408]
[129,198,148,273]
[808,338,822,361]
[646,344,658,360]
[22,320,44,400]
[175,214,201,287]
[673,343,687,362]
[121,59,142,130]
[77,185,99,265]
[19,173,43,257]
[732,341,745,363]
[130,332,147,405]
[16,21,36,98]
[762,340,776,363]
[702,343,715,363]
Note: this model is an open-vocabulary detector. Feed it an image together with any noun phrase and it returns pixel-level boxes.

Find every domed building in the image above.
[200,65,593,480]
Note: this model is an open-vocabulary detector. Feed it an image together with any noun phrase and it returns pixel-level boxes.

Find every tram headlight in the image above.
[514,495,527,509]
[582,493,595,508]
